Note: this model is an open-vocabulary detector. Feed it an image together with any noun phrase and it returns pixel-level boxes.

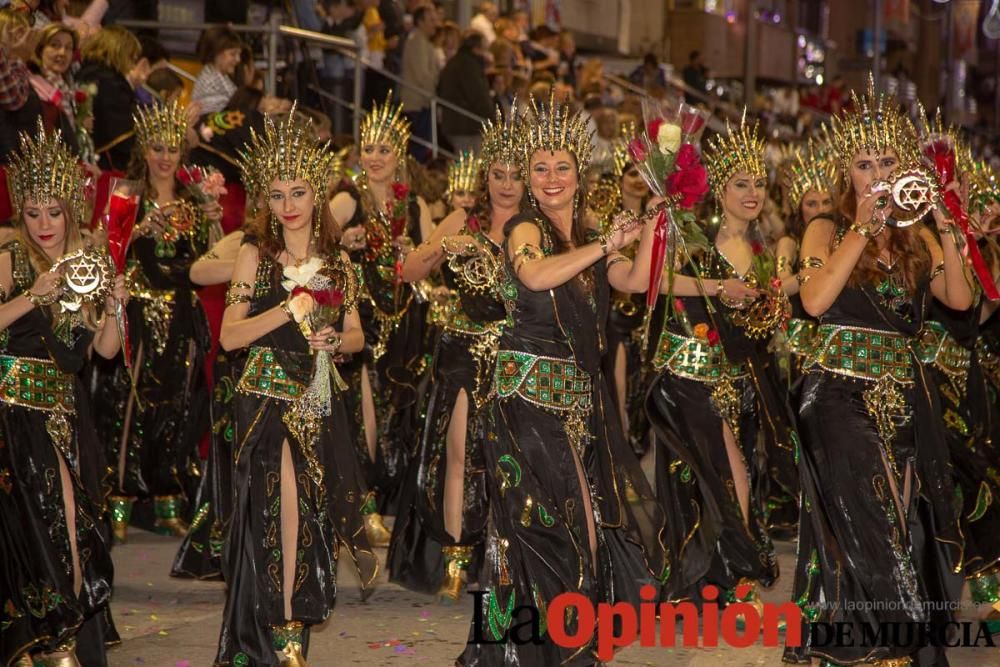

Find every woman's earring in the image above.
[313,206,321,241]
[527,189,537,209]
[269,212,279,238]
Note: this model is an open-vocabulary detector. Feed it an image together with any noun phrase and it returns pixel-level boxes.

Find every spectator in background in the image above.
[360,0,395,109]
[491,17,528,80]
[469,1,497,45]
[433,20,461,68]
[11,0,107,38]
[826,74,845,115]
[400,4,440,160]
[77,25,143,171]
[27,23,92,159]
[522,25,559,78]
[557,29,576,89]
[590,105,619,173]
[379,0,405,73]
[629,52,666,91]
[0,9,34,164]
[132,35,170,107]
[511,9,530,42]
[681,49,707,103]
[773,85,799,124]
[191,26,243,114]
[318,0,361,135]
[438,31,493,154]
[145,68,184,104]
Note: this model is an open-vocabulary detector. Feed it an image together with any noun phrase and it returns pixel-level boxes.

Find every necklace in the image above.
[284,245,311,267]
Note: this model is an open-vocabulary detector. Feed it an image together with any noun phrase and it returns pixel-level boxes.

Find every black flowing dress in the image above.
[388,218,503,592]
[459,214,668,666]
[644,246,795,601]
[0,241,118,666]
[215,242,377,667]
[785,271,964,665]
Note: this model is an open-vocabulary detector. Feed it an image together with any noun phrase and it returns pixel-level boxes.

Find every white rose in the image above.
[281,256,325,292]
[657,123,682,154]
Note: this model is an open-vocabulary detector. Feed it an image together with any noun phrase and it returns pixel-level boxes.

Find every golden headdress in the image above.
[704,114,767,201]
[829,75,919,172]
[133,99,188,150]
[957,141,999,214]
[238,105,341,203]
[447,151,481,196]
[360,93,411,156]
[7,119,88,224]
[480,101,524,169]
[611,120,638,179]
[781,139,838,211]
[522,91,594,171]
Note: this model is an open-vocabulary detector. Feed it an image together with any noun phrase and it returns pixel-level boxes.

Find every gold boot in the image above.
[37,639,82,666]
[109,495,133,544]
[437,545,473,604]
[272,621,307,667]
[872,658,913,667]
[14,654,32,667]
[363,512,391,548]
[153,495,189,537]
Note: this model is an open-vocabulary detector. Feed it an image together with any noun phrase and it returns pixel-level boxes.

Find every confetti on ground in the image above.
[419,610,430,619]
[158,630,168,636]
[176,662,190,667]
[150,614,158,620]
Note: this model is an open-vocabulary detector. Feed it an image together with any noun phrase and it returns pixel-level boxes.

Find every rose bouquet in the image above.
[177,165,228,204]
[105,177,142,373]
[283,259,350,393]
[921,134,1000,300]
[629,98,711,310]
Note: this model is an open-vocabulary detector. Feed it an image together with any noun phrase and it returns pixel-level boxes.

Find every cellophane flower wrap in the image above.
[629,98,711,309]
[284,260,350,398]
[177,165,228,204]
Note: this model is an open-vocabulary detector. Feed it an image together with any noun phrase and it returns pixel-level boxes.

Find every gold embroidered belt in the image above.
[651,330,746,382]
[236,347,306,402]
[915,321,971,379]
[807,324,914,384]
[0,356,75,413]
[494,350,592,412]
[786,318,818,358]
[444,307,500,337]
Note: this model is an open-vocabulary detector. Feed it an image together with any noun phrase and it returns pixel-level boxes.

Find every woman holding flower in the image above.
[216,111,376,667]
[642,117,797,606]
[97,100,221,542]
[388,113,521,604]
[328,94,434,546]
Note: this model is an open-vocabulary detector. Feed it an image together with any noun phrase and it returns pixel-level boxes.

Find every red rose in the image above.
[751,240,764,255]
[647,118,663,140]
[50,90,62,106]
[176,167,194,186]
[770,277,783,290]
[674,144,700,170]
[314,287,344,307]
[74,89,87,104]
[665,163,709,210]
[707,329,720,345]
[467,216,481,232]
[680,110,706,137]
[190,166,204,184]
[673,297,685,313]
[391,182,410,200]
[291,286,310,298]
[628,138,648,163]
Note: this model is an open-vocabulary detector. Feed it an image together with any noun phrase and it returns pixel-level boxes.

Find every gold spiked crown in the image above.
[957,141,999,214]
[611,120,638,179]
[238,105,342,204]
[480,101,524,170]
[829,75,919,173]
[360,93,411,156]
[704,116,767,201]
[447,151,481,196]
[7,119,88,224]
[133,99,188,150]
[522,91,594,172]
[781,139,839,211]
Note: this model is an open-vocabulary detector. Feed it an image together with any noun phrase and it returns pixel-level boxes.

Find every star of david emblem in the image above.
[895,178,931,211]
[51,249,113,305]
[886,167,939,228]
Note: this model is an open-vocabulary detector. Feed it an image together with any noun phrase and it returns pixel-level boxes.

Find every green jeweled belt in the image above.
[806,324,915,384]
[445,308,499,337]
[236,347,306,402]
[914,321,971,379]
[0,355,75,413]
[494,350,592,412]
[787,318,818,358]
[651,330,746,382]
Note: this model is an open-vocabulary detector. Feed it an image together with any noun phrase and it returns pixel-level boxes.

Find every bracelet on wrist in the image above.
[716,279,725,297]
[281,299,295,322]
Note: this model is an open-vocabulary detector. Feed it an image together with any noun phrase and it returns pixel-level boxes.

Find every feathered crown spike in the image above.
[8,119,88,224]
[956,138,999,214]
[133,99,188,150]
[781,138,839,211]
[480,99,524,170]
[238,104,342,204]
[522,90,594,171]
[610,120,638,179]
[829,73,919,172]
[360,92,411,156]
[704,112,767,201]
[447,151,481,196]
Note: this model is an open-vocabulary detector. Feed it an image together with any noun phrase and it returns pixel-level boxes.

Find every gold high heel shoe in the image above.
[153,495,189,537]
[109,495,133,543]
[437,545,473,604]
[272,621,307,667]
[871,659,913,667]
[14,653,33,667]
[363,512,392,548]
[36,639,82,666]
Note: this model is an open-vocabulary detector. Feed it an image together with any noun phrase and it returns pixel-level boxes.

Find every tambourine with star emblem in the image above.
[50,248,114,312]
[873,165,941,228]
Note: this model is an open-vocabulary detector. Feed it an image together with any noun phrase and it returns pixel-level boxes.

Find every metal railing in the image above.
[115,18,487,158]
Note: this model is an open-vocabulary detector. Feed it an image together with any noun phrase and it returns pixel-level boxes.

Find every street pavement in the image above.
[105,531,998,666]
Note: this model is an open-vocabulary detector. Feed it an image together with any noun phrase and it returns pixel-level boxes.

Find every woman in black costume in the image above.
[0,123,126,667]
[214,111,376,667]
[785,82,973,667]
[459,93,668,666]
[102,100,220,541]
[329,94,435,544]
[171,229,245,579]
[644,118,796,606]
[389,112,522,603]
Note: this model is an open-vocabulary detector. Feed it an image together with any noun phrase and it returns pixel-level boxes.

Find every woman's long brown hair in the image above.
[839,178,930,291]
